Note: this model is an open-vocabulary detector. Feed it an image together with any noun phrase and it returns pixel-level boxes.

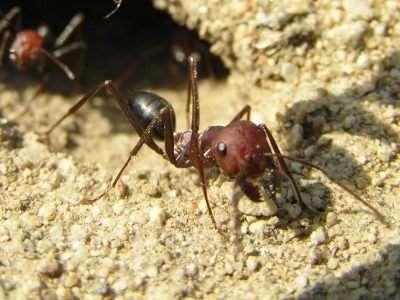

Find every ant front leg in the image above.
[261,124,304,209]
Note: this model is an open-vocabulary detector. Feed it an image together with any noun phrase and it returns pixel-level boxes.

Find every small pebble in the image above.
[112,279,128,294]
[148,205,167,226]
[38,258,62,278]
[38,202,57,222]
[338,238,350,250]
[115,180,129,198]
[248,220,268,235]
[343,0,374,20]
[112,201,126,215]
[184,263,199,277]
[327,258,339,270]
[281,62,299,82]
[141,183,161,197]
[294,275,308,289]
[326,212,338,227]
[57,158,76,178]
[246,256,261,272]
[63,273,80,288]
[356,53,370,69]
[310,227,328,245]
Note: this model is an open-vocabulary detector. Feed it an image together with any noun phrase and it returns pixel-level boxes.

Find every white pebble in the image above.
[356,53,370,69]
[310,227,328,245]
[38,202,57,221]
[148,205,167,226]
[327,258,339,270]
[281,62,298,82]
[343,0,374,20]
[326,212,338,227]
[184,263,198,277]
[246,256,261,272]
[248,220,268,235]
[57,158,76,178]
[112,279,128,294]
[295,275,308,289]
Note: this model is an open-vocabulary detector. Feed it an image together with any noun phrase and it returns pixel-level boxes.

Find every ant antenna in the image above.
[104,0,123,19]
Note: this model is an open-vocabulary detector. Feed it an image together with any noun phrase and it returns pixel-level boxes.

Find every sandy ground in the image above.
[1,0,400,299]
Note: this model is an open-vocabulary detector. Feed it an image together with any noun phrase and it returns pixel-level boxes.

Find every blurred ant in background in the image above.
[0,6,86,117]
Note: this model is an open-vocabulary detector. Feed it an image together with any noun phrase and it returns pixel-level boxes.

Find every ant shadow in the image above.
[276,51,399,224]
[292,242,400,299]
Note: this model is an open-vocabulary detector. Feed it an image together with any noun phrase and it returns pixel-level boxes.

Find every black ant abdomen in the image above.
[128,91,176,140]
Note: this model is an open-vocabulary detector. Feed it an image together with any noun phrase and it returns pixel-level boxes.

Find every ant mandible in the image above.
[0,7,85,84]
[45,54,388,233]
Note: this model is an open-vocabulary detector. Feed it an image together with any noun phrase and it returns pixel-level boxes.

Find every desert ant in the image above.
[0,7,86,116]
[44,54,388,234]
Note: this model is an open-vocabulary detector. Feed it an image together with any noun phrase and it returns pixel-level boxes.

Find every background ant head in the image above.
[9,30,44,68]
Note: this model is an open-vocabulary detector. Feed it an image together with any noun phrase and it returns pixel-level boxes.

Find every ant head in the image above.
[211,121,269,178]
[9,30,44,68]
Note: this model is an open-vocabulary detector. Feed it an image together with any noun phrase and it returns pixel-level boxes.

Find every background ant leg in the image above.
[261,124,304,208]
[53,41,87,59]
[11,74,49,120]
[55,13,85,48]
[0,7,20,34]
[228,105,251,124]
[187,54,222,234]
[39,48,76,80]
[0,30,11,67]
[53,41,87,79]
[45,80,163,154]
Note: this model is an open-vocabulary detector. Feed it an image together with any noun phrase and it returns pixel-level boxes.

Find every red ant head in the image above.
[9,30,44,68]
[211,121,270,178]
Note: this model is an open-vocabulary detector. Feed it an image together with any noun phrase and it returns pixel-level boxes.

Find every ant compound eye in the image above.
[217,142,227,156]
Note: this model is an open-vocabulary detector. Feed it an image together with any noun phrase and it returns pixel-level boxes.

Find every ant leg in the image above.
[261,125,304,207]
[0,7,20,34]
[53,41,87,79]
[104,0,123,19]
[279,155,389,227]
[39,48,76,80]
[84,109,166,203]
[45,80,163,154]
[11,74,49,119]
[0,30,11,67]
[53,41,87,58]
[261,152,389,226]
[187,54,223,235]
[228,105,251,124]
[54,13,85,48]
[185,61,192,129]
